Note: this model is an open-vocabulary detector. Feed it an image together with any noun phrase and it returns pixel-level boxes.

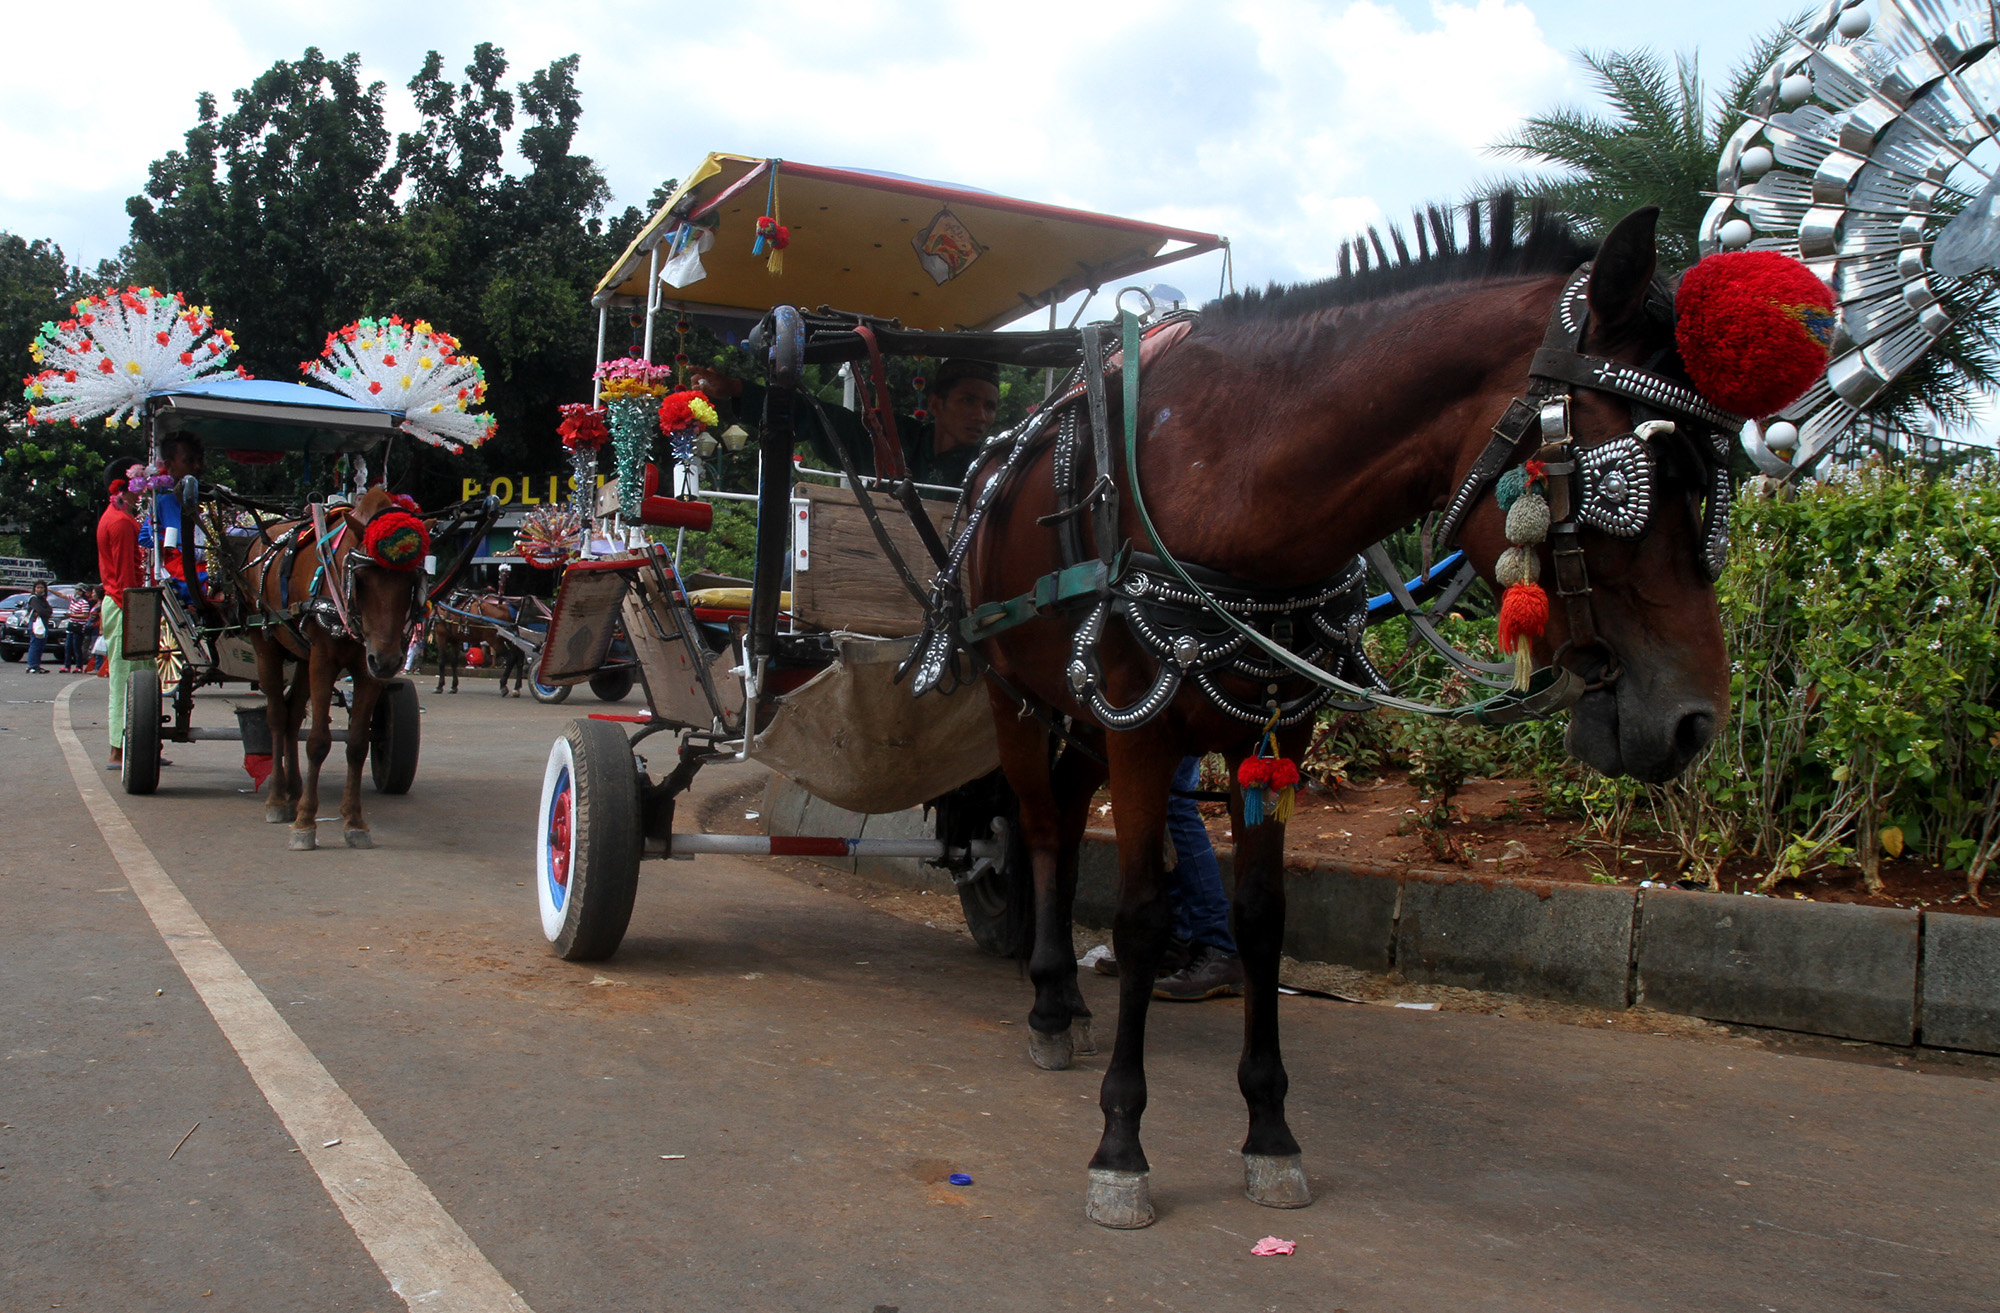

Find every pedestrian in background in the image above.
[62,585,94,672]
[21,581,54,674]
[98,467,143,769]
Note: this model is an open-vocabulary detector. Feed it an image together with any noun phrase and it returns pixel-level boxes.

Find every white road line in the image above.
[54,683,533,1313]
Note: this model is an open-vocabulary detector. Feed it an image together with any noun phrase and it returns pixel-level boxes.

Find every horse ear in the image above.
[1587,206,1660,334]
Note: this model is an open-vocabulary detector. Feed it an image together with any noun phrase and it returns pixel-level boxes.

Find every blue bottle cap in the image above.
[948,1173,973,1186]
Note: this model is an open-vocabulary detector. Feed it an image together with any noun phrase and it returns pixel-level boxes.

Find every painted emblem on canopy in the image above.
[912,208,988,285]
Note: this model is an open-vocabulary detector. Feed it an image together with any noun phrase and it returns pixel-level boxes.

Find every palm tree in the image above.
[1490,22,1804,271]
[1491,19,2000,433]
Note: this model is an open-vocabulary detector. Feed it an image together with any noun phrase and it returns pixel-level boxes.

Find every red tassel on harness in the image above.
[1497,582,1549,689]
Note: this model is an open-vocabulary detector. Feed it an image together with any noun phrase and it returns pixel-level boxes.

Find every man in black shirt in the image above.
[904,358,1000,488]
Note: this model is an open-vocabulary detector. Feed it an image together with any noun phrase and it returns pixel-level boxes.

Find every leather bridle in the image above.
[1435,266,1742,692]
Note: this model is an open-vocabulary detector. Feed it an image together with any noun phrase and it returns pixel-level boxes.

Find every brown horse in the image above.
[234,487,430,850]
[960,205,1732,1227]
[430,590,536,695]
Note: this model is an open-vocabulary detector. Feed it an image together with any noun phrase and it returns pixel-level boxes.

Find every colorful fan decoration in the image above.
[22,287,240,428]
[516,504,583,569]
[304,317,494,452]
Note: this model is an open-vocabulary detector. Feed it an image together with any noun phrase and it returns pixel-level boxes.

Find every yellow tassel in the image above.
[766,249,784,276]
[1273,787,1296,825]
[1512,638,1534,690]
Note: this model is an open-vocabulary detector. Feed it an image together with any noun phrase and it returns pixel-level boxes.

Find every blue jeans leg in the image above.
[26,632,46,669]
[1166,756,1237,953]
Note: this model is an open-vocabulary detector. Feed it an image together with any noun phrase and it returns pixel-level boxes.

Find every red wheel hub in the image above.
[548,781,573,890]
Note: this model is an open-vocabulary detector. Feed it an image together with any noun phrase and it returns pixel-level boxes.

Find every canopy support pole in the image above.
[592,305,608,405]
[642,246,660,362]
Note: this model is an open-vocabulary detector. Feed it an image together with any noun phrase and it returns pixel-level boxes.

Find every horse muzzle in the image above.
[1566,676,1718,783]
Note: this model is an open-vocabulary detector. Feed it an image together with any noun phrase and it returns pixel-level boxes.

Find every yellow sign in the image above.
[461,473,608,506]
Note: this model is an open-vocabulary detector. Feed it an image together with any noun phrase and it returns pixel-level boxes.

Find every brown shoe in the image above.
[1153,946,1244,1001]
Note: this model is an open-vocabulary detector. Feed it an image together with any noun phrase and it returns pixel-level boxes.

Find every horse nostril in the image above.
[1674,709,1716,762]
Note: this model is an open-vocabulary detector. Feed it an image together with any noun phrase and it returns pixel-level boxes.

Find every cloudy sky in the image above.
[4,0,1808,305]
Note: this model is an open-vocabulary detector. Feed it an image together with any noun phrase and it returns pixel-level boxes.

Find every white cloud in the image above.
[2,0,1569,301]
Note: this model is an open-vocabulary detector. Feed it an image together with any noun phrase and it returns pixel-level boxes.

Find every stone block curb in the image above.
[1635,889,1919,1046]
[761,776,1998,1054]
[1396,875,1636,1008]
[1919,910,2000,1054]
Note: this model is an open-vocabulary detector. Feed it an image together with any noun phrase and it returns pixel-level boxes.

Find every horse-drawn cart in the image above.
[115,378,493,796]
[525,156,1519,964]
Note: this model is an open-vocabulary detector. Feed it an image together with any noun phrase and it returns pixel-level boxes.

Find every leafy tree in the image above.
[1491,17,2000,431]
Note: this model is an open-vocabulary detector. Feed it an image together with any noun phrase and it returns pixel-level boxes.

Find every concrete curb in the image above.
[761,776,2000,1054]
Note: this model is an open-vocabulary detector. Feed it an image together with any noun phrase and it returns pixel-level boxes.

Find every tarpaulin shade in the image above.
[594,154,1225,331]
[146,378,400,454]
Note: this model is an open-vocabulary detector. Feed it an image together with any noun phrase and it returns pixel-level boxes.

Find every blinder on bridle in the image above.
[1435,266,1743,687]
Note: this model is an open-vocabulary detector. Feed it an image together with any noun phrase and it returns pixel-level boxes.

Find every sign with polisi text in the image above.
[459,473,608,507]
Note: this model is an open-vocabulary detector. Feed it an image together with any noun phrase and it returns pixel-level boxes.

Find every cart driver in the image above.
[151,432,209,605]
[904,358,1000,489]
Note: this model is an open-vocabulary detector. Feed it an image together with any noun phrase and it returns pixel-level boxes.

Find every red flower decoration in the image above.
[558,403,610,452]
[1675,251,1836,418]
[1238,757,1274,789]
[368,380,383,395]
[362,510,429,570]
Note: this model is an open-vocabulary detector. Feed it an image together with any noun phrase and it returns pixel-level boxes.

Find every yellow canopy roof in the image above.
[594,153,1226,332]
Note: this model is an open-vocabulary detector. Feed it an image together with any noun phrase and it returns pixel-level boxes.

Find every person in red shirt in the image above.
[97,465,143,769]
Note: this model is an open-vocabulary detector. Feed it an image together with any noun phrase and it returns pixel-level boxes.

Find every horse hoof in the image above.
[265,806,290,825]
[1028,1025,1074,1071]
[288,829,317,851]
[344,829,373,850]
[1071,1017,1098,1056]
[1244,1153,1313,1209]
[1085,1169,1155,1229]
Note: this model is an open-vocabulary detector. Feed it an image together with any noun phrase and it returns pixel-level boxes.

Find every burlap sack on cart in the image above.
[753,635,998,814]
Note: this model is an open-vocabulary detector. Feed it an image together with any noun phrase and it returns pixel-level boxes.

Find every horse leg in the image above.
[991,697,1079,1070]
[255,641,294,825]
[433,633,446,695]
[340,673,383,848]
[1085,727,1179,1229]
[1049,737,1108,1057]
[291,644,336,850]
[1230,781,1312,1209]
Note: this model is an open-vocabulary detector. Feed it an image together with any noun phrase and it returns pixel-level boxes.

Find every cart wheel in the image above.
[536,719,642,961]
[589,667,636,703]
[122,667,163,796]
[530,677,572,705]
[369,678,421,795]
[934,772,1034,959]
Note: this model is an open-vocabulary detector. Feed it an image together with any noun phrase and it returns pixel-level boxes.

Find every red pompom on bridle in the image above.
[1675,251,1836,418]
[362,509,429,570]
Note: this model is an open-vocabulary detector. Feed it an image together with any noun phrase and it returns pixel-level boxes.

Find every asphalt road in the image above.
[2,662,1996,1313]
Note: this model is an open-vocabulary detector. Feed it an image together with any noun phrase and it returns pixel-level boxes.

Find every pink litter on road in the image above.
[1251,1236,1296,1256]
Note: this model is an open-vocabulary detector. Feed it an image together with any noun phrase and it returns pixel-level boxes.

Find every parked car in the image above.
[1,586,80,662]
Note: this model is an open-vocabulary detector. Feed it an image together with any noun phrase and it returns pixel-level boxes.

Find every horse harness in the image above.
[235,503,424,657]
[892,263,1739,737]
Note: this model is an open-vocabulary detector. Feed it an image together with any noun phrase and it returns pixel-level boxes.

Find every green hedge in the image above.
[1311,462,2000,897]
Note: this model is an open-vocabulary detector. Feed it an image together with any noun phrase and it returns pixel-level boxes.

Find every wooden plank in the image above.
[792,482,955,637]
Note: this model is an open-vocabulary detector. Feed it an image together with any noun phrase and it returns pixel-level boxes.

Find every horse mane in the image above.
[1204,193,1593,322]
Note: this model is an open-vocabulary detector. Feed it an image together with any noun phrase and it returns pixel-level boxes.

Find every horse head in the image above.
[347,488,431,680]
[1452,207,1828,781]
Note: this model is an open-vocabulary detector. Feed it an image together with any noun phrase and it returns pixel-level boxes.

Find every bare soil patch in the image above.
[1094,770,1995,917]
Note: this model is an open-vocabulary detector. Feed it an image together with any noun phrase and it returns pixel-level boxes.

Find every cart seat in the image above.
[685,587,790,624]
[640,463,713,530]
